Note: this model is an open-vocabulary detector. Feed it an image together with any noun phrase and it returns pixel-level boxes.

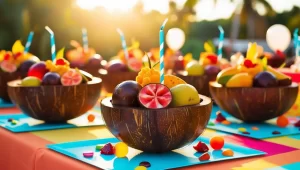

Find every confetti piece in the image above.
[238,127,247,133]
[135,166,147,170]
[208,121,215,126]
[11,120,18,125]
[216,111,226,122]
[222,149,234,157]
[272,131,281,135]
[294,120,300,127]
[115,142,128,158]
[251,126,259,130]
[221,120,231,125]
[7,118,13,122]
[199,152,210,161]
[87,114,95,122]
[139,161,151,168]
[242,131,250,135]
[193,141,209,152]
[83,152,94,158]
[95,144,103,151]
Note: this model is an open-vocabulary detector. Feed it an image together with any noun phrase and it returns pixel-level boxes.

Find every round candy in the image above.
[83,152,94,158]
[135,166,147,170]
[238,127,247,133]
[115,142,128,158]
[210,136,224,150]
[221,120,231,125]
[222,149,234,157]
[199,152,210,161]
[87,114,95,122]
[277,116,289,127]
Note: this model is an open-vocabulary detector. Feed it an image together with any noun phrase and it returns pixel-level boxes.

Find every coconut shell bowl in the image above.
[7,77,102,123]
[98,70,138,93]
[100,95,212,153]
[209,82,298,122]
[0,71,26,102]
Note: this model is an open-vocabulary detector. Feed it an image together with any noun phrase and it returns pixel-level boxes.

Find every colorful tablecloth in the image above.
[0,107,300,170]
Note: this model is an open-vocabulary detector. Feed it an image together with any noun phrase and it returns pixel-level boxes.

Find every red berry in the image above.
[207,55,218,64]
[243,59,255,68]
[215,111,226,122]
[56,59,66,65]
[4,53,11,61]
[199,152,210,161]
[294,120,300,127]
[193,142,209,152]
[276,50,285,58]
[100,143,115,155]
[14,52,22,59]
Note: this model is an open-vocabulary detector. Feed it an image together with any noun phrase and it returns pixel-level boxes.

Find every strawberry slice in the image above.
[193,141,209,152]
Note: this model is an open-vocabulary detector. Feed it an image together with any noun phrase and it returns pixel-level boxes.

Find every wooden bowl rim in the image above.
[101,94,211,111]
[209,81,298,89]
[176,70,206,78]
[7,77,102,88]
[98,69,138,76]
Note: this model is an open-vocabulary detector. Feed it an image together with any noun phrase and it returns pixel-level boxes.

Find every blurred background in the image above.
[0,0,299,60]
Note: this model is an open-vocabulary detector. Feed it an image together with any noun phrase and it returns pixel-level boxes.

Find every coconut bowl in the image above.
[0,71,26,102]
[7,77,102,123]
[100,95,212,153]
[98,69,138,93]
[209,82,298,122]
[176,71,218,97]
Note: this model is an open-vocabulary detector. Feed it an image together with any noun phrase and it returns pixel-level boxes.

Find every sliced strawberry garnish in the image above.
[4,53,11,61]
[56,59,66,65]
[243,59,256,68]
[206,54,218,64]
[193,141,209,152]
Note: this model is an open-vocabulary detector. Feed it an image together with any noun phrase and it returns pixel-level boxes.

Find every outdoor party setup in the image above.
[0,19,300,170]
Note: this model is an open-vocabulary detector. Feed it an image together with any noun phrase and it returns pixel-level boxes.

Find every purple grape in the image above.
[254,71,278,87]
[107,60,128,72]
[42,72,61,85]
[19,60,36,73]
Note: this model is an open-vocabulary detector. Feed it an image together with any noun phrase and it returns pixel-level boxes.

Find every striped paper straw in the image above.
[160,18,168,84]
[218,26,225,59]
[82,28,89,52]
[297,36,300,57]
[45,26,56,61]
[24,31,34,54]
[293,29,299,56]
[116,28,129,61]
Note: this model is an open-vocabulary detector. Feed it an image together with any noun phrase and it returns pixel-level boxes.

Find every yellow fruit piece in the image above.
[238,63,263,77]
[164,75,186,89]
[226,73,253,87]
[12,40,24,54]
[56,48,65,59]
[266,66,291,80]
[246,42,258,62]
[222,149,234,157]
[170,84,200,107]
[115,142,128,158]
[135,166,147,170]
[217,66,240,85]
[204,42,214,53]
[183,53,193,67]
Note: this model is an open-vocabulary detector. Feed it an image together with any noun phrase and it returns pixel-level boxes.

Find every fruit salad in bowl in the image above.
[7,51,102,122]
[101,62,212,152]
[98,40,143,93]
[0,40,39,102]
[210,43,298,122]
[66,40,104,76]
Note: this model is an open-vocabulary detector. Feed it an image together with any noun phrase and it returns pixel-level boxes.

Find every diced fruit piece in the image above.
[100,143,115,155]
[199,152,210,161]
[128,57,142,72]
[210,136,224,150]
[164,75,186,89]
[226,73,253,87]
[216,67,239,85]
[186,61,204,76]
[174,55,185,71]
[106,60,128,72]
[87,114,95,122]
[204,65,220,76]
[170,84,200,107]
[42,72,61,85]
[243,59,256,68]
[253,71,277,87]
[266,66,291,80]
[112,81,142,107]
[139,161,151,168]
[115,142,129,158]
[135,166,147,170]
[83,152,94,158]
[61,69,82,86]
[215,111,226,122]
[193,142,209,152]
[21,76,41,87]
[138,84,172,109]
[238,62,263,77]
[19,60,36,73]
[28,62,48,80]
[1,61,17,73]
[276,116,289,127]
[222,149,234,157]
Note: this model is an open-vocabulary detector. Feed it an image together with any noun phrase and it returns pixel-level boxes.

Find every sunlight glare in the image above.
[76,0,139,12]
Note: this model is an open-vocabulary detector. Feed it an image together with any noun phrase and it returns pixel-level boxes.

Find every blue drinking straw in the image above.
[160,18,168,84]
[45,26,56,61]
[116,28,129,61]
[218,26,224,59]
[24,31,34,54]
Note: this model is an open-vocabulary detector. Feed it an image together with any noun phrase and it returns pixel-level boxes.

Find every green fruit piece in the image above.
[21,76,41,87]
[95,144,103,151]
[217,75,234,85]
[170,84,200,107]
[226,73,253,87]
[186,62,204,76]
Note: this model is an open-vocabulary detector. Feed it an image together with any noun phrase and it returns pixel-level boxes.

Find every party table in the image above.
[1,107,300,170]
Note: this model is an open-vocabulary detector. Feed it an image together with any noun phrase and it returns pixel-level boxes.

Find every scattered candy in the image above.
[100,143,115,155]
[83,152,94,158]
[11,120,18,125]
[242,132,250,135]
[95,144,103,151]
[276,116,289,127]
[208,121,215,126]
[199,152,210,161]
[216,111,226,122]
[87,114,95,122]
[135,166,147,170]
[294,120,300,127]
[193,141,209,152]
[115,142,128,158]
[272,131,281,135]
[222,149,234,157]
[221,120,231,125]
[238,127,247,133]
[139,161,151,168]
[251,126,259,130]
[210,136,224,150]
[7,118,13,122]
